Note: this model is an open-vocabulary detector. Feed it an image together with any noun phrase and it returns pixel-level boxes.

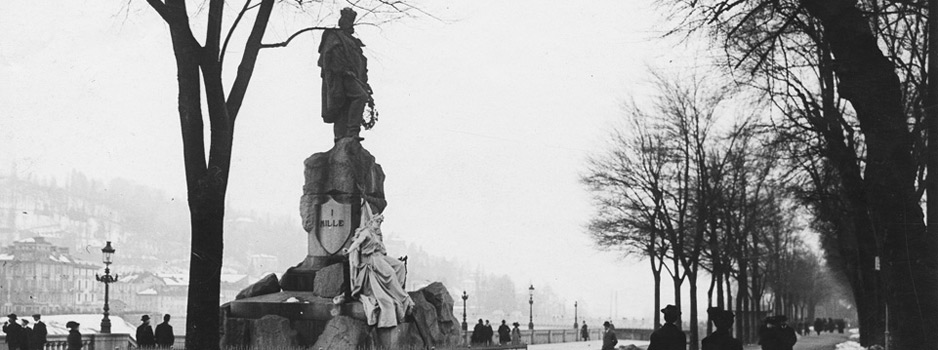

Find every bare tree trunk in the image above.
[688,270,699,350]
[801,1,938,348]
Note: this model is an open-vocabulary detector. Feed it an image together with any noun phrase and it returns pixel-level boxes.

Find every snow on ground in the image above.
[836,341,863,350]
[529,339,649,350]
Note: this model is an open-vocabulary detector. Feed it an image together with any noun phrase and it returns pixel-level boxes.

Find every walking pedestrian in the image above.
[813,318,824,336]
[471,319,485,346]
[648,305,687,350]
[484,319,493,346]
[581,322,590,341]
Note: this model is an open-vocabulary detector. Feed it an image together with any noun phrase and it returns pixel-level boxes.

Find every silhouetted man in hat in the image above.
[3,314,24,350]
[136,315,156,348]
[31,314,46,350]
[648,305,687,350]
[759,315,796,350]
[702,308,742,350]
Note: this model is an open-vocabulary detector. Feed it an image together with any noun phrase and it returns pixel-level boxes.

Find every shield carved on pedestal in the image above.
[315,197,353,255]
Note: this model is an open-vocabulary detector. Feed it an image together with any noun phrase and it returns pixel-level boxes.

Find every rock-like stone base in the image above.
[221,283,462,349]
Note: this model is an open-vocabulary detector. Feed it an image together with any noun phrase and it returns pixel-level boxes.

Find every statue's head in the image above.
[338,7,357,32]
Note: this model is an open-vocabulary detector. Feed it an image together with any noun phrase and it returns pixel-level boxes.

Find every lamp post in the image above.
[461,291,469,331]
[574,301,579,330]
[95,241,118,334]
[528,284,535,330]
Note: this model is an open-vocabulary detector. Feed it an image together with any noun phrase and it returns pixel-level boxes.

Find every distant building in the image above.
[0,237,101,315]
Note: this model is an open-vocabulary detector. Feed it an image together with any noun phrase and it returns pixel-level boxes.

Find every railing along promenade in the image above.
[1,327,652,349]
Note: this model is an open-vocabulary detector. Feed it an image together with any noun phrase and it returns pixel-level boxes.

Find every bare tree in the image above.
[661,0,937,347]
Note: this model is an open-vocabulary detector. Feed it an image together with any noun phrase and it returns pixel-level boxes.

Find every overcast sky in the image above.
[0,0,716,319]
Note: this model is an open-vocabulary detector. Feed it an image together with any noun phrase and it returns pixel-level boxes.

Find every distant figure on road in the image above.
[602,321,618,350]
[471,319,486,346]
[498,320,511,344]
[702,308,742,350]
[581,322,590,341]
[511,322,522,345]
[759,315,797,350]
[826,318,835,333]
[801,320,810,336]
[31,314,47,350]
[66,321,82,350]
[648,305,687,350]
[836,319,845,333]
[813,318,824,336]
[3,313,24,350]
[155,314,175,348]
[136,315,156,348]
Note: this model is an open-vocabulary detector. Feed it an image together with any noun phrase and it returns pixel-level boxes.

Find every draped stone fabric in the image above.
[347,206,413,328]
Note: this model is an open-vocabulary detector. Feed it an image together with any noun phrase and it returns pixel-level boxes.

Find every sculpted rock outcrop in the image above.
[235,273,280,300]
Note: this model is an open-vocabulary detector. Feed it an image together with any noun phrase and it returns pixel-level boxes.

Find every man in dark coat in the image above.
[581,322,590,341]
[758,315,797,350]
[497,320,511,344]
[812,318,824,336]
[30,314,46,350]
[136,315,156,348]
[702,309,742,350]
[318,7,373,142]
[648,304,687,350]
[154,314,174,348]
[602,321,618,350]
[3,314,24,350]
[484,320,494,345]
[471,319,485,345]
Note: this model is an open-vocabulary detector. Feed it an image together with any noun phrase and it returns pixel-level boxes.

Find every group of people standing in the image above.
[470,319,522,346]
[134,314,175,348]
[2,314,47,350]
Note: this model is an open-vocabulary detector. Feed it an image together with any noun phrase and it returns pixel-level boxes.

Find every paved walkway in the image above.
[744,332,853,350]
[526,332,850,350]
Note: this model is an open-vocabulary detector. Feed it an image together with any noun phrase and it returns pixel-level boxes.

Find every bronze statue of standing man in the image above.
[319,7,374,142]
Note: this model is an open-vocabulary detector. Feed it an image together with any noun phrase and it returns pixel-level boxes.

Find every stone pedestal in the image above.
[281,138,387,295]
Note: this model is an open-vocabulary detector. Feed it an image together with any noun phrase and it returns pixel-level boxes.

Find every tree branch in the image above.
[145,0,171,22]
[260,26,335,48]
[220,0,260,67]
[225,0,274,121]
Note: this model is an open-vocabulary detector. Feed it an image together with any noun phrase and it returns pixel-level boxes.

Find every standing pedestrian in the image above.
[497,320,511,345]
[3,314,24,350]
[136,315,156,348]
[648,305,687,350]
[702,309,742,350]
[19,319,31,350]
[602,321,618,350]
[66,321,82,350]
[510,322,522,345]
[813,318,824,336]
[155,314,175,349]
[471,319,485,346]
[484,319,493,346]
[581,322,590,341]
[30,314,46,350]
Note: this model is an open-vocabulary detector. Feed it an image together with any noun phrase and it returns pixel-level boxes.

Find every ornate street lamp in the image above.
[574,301,579,330]
[528,284,535,330]
[461,291,469,331]
[95,241,118,333]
